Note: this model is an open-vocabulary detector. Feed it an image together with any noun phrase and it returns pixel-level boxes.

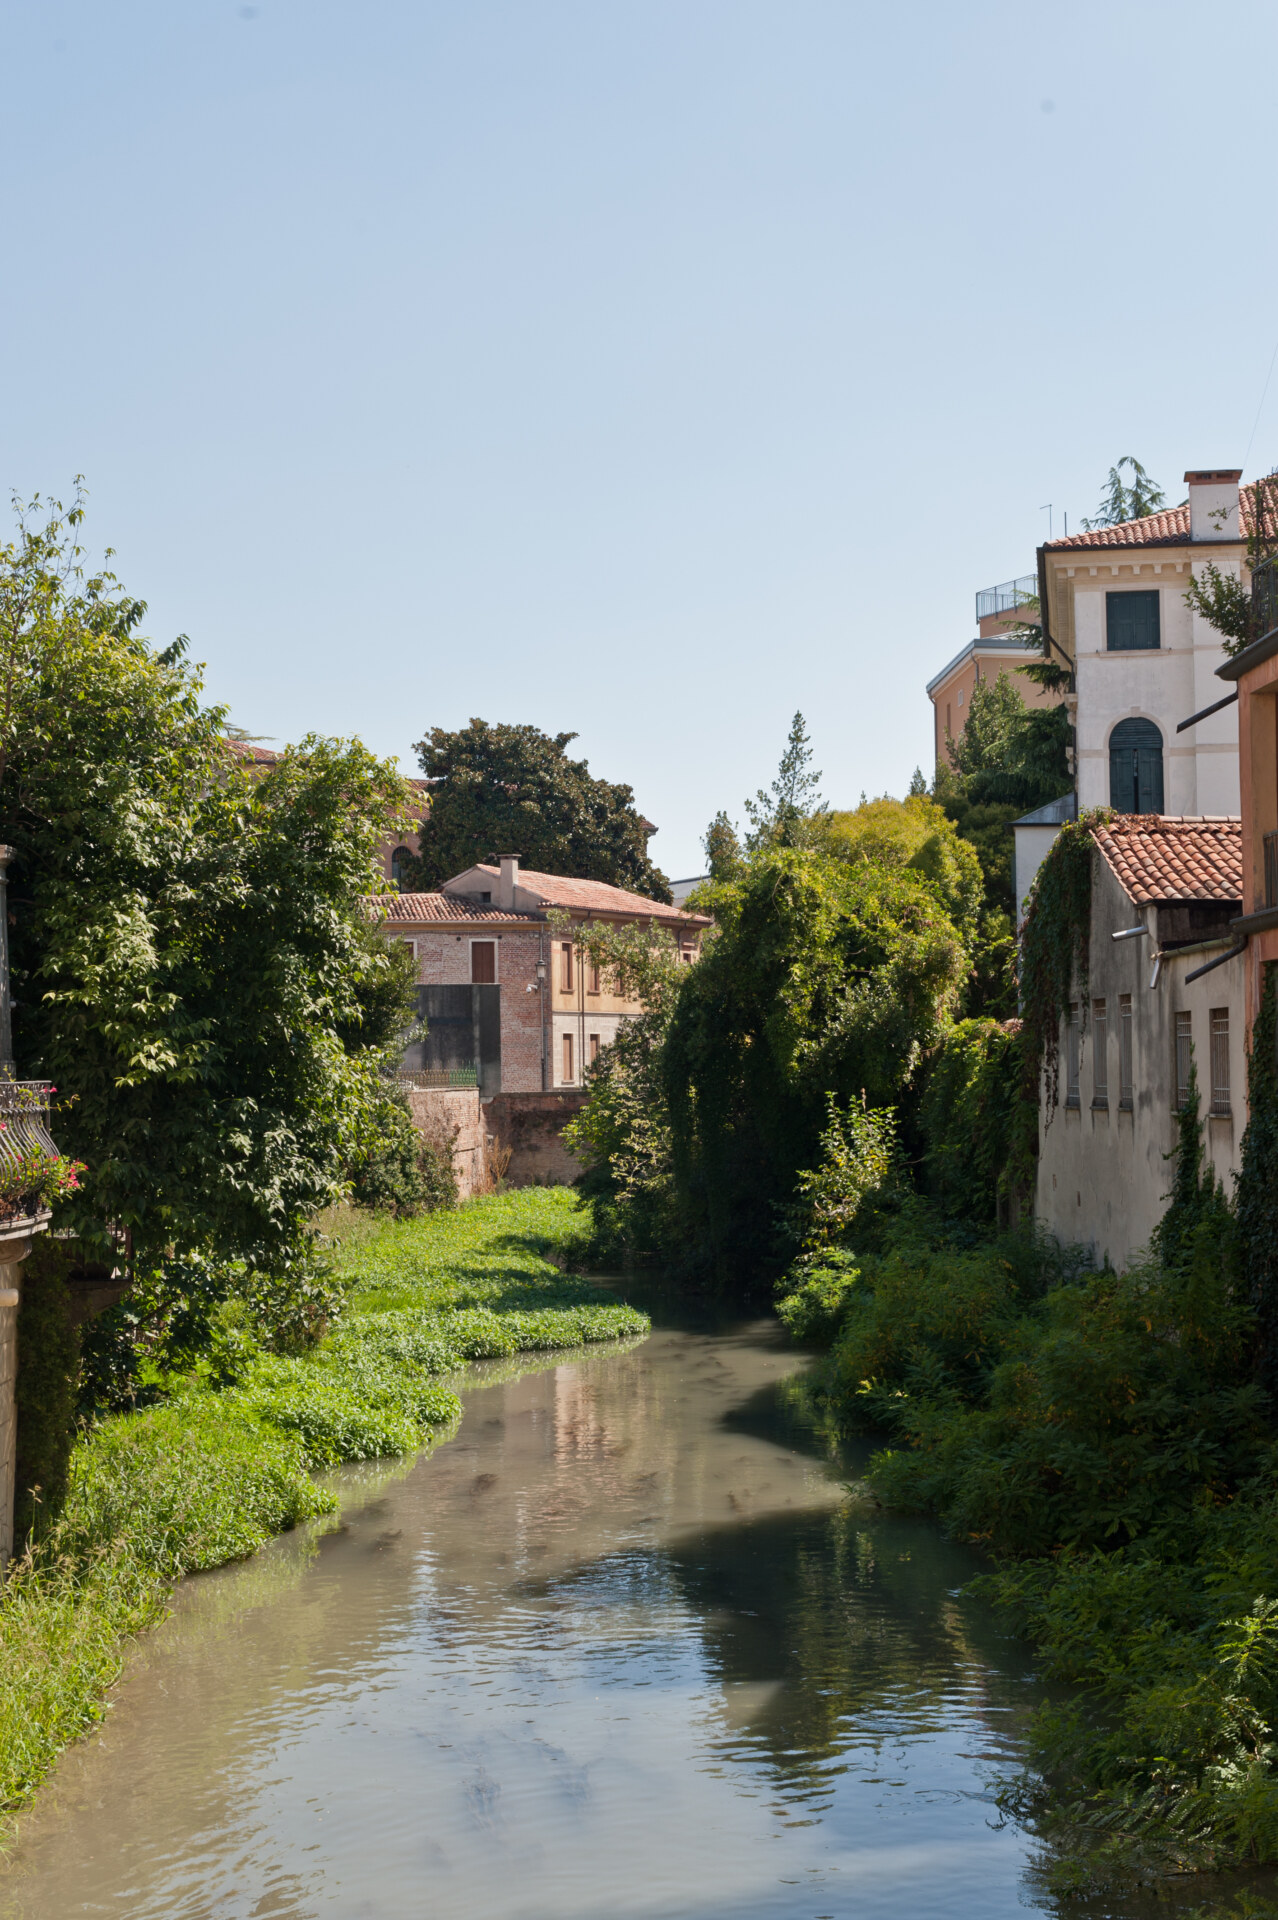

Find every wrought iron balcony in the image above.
[975,575,1037,622]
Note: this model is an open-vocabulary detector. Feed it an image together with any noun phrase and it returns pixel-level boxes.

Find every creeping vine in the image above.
[1018,809,1110,1116]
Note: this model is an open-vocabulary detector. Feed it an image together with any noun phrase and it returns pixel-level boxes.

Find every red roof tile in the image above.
[1093,816,1242,904]
[462,865,710,927]
[1045,482,1263,552]
[370,894,541,925]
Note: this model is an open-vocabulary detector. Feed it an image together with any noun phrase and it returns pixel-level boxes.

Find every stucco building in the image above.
[1035,816,1247,1267]
[1214,571,1278,1037]
[1037,471,1256,818]
[926,573,1063,771]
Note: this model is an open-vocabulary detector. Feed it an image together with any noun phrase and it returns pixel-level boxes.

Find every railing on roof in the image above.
[1252,556,1278,645]
[975,575,1037,623]
[394,1068,479,1090]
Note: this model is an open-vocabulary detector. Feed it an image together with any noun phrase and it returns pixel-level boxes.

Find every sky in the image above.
[5,0,1278,880]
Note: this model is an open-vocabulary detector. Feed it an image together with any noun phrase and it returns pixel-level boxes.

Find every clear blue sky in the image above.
[5,0,1277,878]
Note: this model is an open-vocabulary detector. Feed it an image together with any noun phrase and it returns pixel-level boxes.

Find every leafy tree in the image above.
[1081,456,1166,530]
[1183,472,1278,658]
[743,711,824,852]
[662,847,969,1287]
[703,809,744,881]
[813,794,983,943]
[405,719,670,900]
[0,493,417,1280]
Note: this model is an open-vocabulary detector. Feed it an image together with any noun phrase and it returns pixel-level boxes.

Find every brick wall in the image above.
[484,1091,588,1187]
[404,1087,486,1200]
[399,927,547,1094]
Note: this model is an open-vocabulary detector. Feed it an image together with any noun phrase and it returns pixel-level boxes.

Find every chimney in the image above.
[1185,469,1242,543]
[497,854,520,909]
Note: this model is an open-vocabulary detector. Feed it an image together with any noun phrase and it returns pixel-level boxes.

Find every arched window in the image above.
[390,846,412,887]
[1109,719,1164,815]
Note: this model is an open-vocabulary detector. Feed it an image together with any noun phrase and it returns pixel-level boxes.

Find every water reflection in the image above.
[0,1308,1251,1919]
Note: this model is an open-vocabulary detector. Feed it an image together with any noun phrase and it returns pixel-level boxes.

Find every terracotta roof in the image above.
[226,740,281,766]
[1093,816,1242,904]
[1044,482,1263,552]
[370,893,541,925]
[463,865,709,926]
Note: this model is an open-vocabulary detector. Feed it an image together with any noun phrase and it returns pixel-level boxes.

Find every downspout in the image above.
[540,924,548,1091]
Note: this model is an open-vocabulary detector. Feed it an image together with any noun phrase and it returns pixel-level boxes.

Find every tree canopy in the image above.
[1,493,416,1273]
[405,719,670,900]
[1081,456,1166,530]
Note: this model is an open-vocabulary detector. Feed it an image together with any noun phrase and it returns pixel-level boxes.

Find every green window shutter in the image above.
[1106,589,1161,651]
[1109,719,1164,813]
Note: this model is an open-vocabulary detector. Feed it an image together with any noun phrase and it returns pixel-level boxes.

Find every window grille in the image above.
[1119,994,1133,1109]
[1175,1011,1193,1111]
[1066,1006,1081,1108]
[1092,999,1108,1105]
[1210,1009,1231,1117]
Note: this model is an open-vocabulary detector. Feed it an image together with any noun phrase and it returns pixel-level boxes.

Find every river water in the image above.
[0,1300,1241,1919]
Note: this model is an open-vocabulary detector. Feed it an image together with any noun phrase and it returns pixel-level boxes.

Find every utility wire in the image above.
[1242,330,1278,474]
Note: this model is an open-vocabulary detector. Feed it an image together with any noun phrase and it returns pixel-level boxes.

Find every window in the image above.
[587,958,601,995]
[562,1033,574,1083]
[560,942,574,992]
[1119,994,1133,1109]
[470,940,496,984]
[946,702,952,736]
[1106,589,1161,651]
[589,1033,600,1064]
[1092,999,1108,1106]
[1175,1011,1193,1111]
[1066,1005,1081,1108]
[1109,718,1164,815]
[957,687,964,706]
[479,890,492,904]
[389,846,413,887]
[1210,1008,1231,1116]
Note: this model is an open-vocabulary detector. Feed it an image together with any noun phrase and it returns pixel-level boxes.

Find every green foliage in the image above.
[781,1093,896,1259]
[1237,964,1278,1393]
[919,1017,1036,1225]
[404,718,669,899]
[14,1248,80,1545]
[1081,456,1167,531]
[813,794,983,943]
[0,493,418,1279]
[663,847,969,1286]
[703,808,744,881]
[1184,476,1278,658]
[743,711,825,852]
[1018,810,1108,1111]
[944,674,1072,813]
[775,1249,862,1346]
[346,1085,458,1218]
[0,1191,645,1820]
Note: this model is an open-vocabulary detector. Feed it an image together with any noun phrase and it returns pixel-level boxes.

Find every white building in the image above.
[1035,815,1246,1267]
[1039,470,1249,818]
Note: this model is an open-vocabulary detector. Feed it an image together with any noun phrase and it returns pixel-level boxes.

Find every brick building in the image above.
[373,855,709,1096]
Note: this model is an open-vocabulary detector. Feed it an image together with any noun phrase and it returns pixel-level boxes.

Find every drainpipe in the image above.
[539,926,548,1091]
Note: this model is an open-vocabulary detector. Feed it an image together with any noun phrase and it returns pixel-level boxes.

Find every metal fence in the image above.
[394,1068,479,1090]
[0,1080,59,1183]
[975,575,1037,622]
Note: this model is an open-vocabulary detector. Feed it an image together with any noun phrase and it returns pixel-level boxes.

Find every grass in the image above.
[0,1188,646,1822]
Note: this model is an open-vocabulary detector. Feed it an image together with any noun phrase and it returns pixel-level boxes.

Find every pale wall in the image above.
[1035,857,1247,1267]
[404,1086,486,1200]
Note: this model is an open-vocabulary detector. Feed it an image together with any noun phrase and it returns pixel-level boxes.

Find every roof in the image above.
[459,864,709,927]
[1044,482,1263,553]
[370,894,541,925]
[1093,815,1242,904]
[1013,792,1077,828]
[925,634,1041,699]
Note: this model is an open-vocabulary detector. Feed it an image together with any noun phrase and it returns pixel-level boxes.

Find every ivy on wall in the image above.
[1018,809,1111,1113]
[1236,962,1278,1390]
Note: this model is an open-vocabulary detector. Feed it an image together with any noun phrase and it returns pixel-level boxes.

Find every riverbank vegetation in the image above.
[0,1190,645,1820]
[566,708,1278,1888]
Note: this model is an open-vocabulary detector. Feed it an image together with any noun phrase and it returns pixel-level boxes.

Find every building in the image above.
[925,574,1063,772]
[1214,559,1278,1035]
[1034,815,1247,1267]
[1038,471,1257,818]
[374,855,709,1097]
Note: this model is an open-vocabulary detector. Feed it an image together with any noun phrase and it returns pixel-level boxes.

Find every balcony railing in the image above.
[1253,557,1278,645]
[975,575,1037,623]
[0,1080,59,1190]
[394,1067,479,1090]
[1265,830,1278,910]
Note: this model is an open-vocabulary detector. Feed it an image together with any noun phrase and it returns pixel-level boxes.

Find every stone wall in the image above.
[404,1087,487,1201]
[483,1091,588,1188]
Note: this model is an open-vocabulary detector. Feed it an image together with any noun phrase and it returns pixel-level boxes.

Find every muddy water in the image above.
[4,1309,1077,1918]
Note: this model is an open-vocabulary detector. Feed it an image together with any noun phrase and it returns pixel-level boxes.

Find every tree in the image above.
[1081,456,1166,531]
[703,810,743,881]
[1183,473,1278,658]
[813,794,983,943]
[662,847,969,1286]
[743,712,824,852]
[405,719,670,900]
[0,494,417,1276]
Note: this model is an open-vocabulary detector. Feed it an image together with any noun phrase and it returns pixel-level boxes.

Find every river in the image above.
[0,1296,1251,1919]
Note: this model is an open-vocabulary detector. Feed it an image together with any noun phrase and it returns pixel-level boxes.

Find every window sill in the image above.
[1209,1108,1233,1121]
[1118,1098,1133,1112]
[1091,1097,1109,1111]
[1065,1098,1081,1111]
